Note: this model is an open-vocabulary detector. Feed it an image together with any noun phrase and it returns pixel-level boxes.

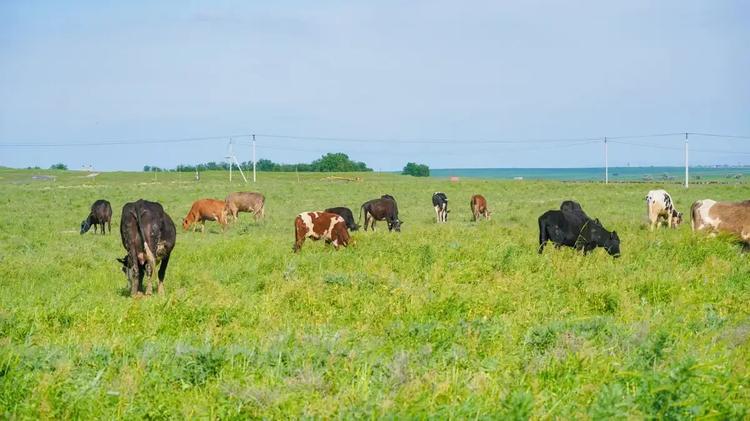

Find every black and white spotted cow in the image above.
[432,192,449,223]
[646,189,683,230]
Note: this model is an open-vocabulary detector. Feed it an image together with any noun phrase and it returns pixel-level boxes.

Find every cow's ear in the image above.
[595,218,601,224]
[611,231,617,238]
[116,257,125,264]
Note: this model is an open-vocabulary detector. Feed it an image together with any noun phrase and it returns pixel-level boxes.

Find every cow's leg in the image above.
[157,255,169,294]
[100,223,106,235]
[667,212,673,229]
[538,220,548,254]
[129,265,140,296]
[107,221,111,234]
[434,206,439,223]
[201,221,205,233]
[293,227,305,252]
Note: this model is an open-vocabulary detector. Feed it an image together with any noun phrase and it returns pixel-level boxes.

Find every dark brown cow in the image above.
[360,195,402,232]
[691,199,750,248]
[117,199,176,296]
[81,199,113,234]
[182,199,228,232]
[470,194,491,221]
[293,211,351,252]
[225,192,265,222]
[325,207,360,231]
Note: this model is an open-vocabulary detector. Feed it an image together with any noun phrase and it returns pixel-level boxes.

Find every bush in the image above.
[402,162,430,177]
[49,163,67,170]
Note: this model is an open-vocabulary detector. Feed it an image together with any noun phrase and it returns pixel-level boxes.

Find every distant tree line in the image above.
[147,153,373,173]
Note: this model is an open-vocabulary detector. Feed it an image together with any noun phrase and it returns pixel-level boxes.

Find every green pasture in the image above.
[0,168,748,419]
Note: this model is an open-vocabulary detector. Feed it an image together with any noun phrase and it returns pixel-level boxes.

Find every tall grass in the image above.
[0,168,748,418]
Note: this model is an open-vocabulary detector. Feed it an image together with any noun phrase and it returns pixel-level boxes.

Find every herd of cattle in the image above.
[78,189,749,297]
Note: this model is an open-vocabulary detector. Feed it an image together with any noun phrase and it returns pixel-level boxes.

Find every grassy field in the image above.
[1,168,749,419]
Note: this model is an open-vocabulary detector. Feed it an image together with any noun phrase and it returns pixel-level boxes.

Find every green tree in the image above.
[49,163,68,170]
[402,162,430,177]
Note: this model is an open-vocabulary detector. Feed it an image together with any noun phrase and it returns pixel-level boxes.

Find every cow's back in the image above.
[710,200,750,239]
[226,192,264,209]
[471,195,487,211]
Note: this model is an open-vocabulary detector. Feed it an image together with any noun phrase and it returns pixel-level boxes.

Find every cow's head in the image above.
[388,219,403,232]
[80,219,91,234]
[181,218,191,231]
[604,231,621,258]
[672,211,683,228]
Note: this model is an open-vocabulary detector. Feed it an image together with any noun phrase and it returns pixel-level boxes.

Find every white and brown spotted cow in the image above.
[691,199,750,247]
[293,211,351,252]
[646,189,683,230]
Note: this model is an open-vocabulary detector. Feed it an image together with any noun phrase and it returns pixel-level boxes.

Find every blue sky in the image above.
[1,1,749,171]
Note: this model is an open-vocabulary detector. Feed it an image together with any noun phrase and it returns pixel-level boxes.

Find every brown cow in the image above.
[182,199,228,232]
[225,191,265,222]
[470,194,491,221]
[293,211,351,252]
[691,199,750,248]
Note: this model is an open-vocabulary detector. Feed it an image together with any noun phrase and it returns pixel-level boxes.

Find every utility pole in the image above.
[252,134,257,183]
[684,132,689,188]
[604,137,608,184]
[228,138,233,183]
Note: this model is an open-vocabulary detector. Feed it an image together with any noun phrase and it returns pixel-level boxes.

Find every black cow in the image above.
[432,192,449,223]
[360,194,403,232]
[325,207,360,231]
[81,199,113,235]
[538,201,621,257]
[117,199,176,296]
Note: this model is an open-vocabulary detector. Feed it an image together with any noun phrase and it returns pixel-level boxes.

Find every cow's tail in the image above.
[359,204,365,225]
[690,200,702,231]
[134,204,155,265]
[258,196,266,219]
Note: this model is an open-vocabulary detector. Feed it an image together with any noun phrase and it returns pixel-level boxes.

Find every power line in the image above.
[0,134,250,147]
[254,133,603,144]
[0,131,748,148]
[610,140,750,155]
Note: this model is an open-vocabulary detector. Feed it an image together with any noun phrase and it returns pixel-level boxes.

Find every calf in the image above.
[432,192,449,223]
[293,211,351,252]
[182,199,228,232]
[646,189,683,230]
[325,207,360,231]
[225,191,265,222]
[81,199,113,235]
[360,194,403,232]
[691,199,750,248]
[538,201,621,257]
[117,199,176,296]
[470,194,491,221]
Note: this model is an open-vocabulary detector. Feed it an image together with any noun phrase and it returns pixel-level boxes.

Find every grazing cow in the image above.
[117,200,176,296]
[432,192,449,223]
[646,189,683,230]
[81,199,113,235]
[470,194,491,221]
[691,199,750,248]
[538,201,621,257]
[182,199,228,232]
[360,194,403,232]
[225,192,265,222]
[325,207,360,231]
[293,211,351,252]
